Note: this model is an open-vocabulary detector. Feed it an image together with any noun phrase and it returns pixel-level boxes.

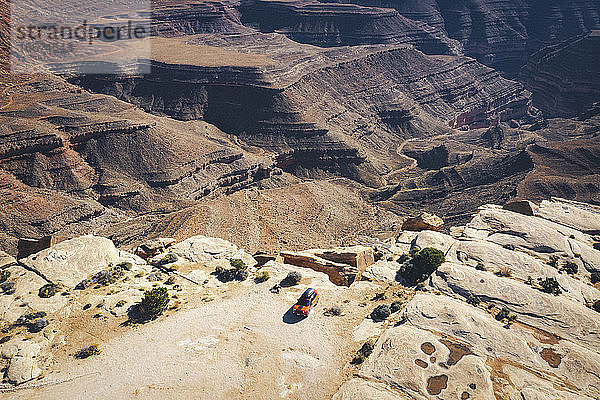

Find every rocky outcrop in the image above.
[167,235,257,269]
[280,246,373,285]
[519,32,600,117]
[401,212,444,232]
[281,250,358,286]
[240,0,461,54]
[134,238,177,259]
[337,198,600,400]
[0,74,276,251]
[22,235,121,287]
[3,340,42,384]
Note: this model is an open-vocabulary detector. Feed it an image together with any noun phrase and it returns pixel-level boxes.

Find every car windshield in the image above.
[299,297,310,306]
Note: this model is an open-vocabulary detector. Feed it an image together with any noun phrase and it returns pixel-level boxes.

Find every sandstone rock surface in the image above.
[22,235,120,287]
[401,213,444,232]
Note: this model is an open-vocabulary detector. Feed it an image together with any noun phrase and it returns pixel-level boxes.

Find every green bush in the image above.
[215,259,249,282]
[76,343,101,359]
[389,300,404,313]
[560,262,578,275]
[396,247,445,285]
[538,277,562,295]
[0,270,10,283]
[135,287,169,321]
[351,341,375,364]
[254,270,270,283]
[92,264,127,286]
[281,271,302,287]
[593,243,600,251]
[38,283,60,298]
[495,307,517,323]
[324,305,342,316]
[396,254,410,264]
[591,272,600,284]
[371,304,391,322]
[546,255,559,268]
[475,263,486,271]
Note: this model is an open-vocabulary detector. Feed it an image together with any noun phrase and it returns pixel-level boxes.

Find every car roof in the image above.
[301,288,316,298]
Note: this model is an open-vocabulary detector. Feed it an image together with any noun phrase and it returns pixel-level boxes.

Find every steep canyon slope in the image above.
[0,0,599,255]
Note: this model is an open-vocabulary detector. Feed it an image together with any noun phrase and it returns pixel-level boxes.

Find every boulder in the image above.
[411,231,456,254]
[281,251,358,286]
[307,246,375,270]
[168,236,257,268]
[503,200,538,216]
[361,260,398,283]
[253,252,284,266]
[134,238,177,259]
[5,341,42,384]
[22,235,120,288]
[0,250,17,269]
[401,212,444,232]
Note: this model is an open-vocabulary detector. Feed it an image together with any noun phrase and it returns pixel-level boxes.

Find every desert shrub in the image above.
[281,271,302,287]
[324,305,342,316]
[38,283,60,298]
[156,253,178,266]
[525,276,534,285]
[164,275,176,285]
[371,304,391,322]
[390,300,404,313]
[397,254,410,264]
[538,277,562,295]
[76,343,101,359]
[495,307,517,323]
[117,262,132,271]
[134,287,169,321]
[28,318,49,333]
[560,262,578,275]
[593,243,600,251]
[495,266,512,277]
[92,264,127,286]
[546,255,559,268]
[0,270,10,283]
[591,272,600,284]
[230,259,247,271]
[254,270,270,283]
[351,341,375,364]
[475,263,486,271]
[396,247,445,285]
[592,300,600,313]
[215,259,249,282]
[372,292,386,301]
[502,244,515,251]
[0,281,15,294]
[115,300,126,308]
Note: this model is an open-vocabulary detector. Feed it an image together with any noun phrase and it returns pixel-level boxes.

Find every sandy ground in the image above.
[3,264,401,400]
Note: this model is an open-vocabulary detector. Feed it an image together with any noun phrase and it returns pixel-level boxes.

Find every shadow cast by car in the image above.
[283,306,306,324]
